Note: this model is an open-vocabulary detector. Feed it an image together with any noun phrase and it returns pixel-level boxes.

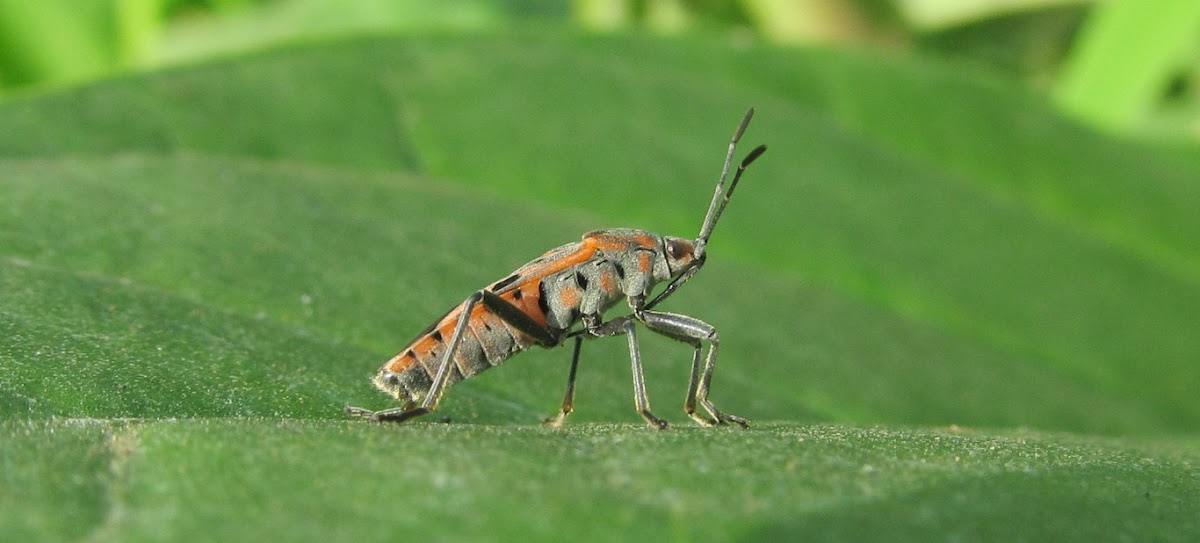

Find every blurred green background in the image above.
[2,0,1200,139]
[3,1,1200,541]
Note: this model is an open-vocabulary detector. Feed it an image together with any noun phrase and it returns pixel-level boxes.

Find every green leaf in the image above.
[0,2,109,90]
[2,31,1198,540]
[4,420,1199,541]
[1055,0,1200,130]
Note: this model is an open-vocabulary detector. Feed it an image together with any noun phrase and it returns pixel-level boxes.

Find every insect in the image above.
[346,109,767,428]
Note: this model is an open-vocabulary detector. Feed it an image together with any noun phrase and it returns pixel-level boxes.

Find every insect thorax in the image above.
[539,229,673,330]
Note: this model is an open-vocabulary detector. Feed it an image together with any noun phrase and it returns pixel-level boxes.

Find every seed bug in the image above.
[346,109,767,429]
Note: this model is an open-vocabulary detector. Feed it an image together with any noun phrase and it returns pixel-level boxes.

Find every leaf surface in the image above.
[2,32,1198,541]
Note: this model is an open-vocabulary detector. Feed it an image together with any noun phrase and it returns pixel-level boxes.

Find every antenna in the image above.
[694,108,767,261]
[645,108,766,311]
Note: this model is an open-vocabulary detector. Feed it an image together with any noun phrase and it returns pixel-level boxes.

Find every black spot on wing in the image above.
[408,305,456,346]
[491,273,521,292]
[538,281,551,316]
[430,330,444,342]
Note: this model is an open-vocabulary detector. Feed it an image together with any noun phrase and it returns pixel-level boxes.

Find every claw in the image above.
[543,411,570,428]
[345,405,376,419]
[641,412,670,430]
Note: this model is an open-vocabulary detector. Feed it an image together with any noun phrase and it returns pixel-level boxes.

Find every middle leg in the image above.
[589,315,668,429]
[544,335,584,427]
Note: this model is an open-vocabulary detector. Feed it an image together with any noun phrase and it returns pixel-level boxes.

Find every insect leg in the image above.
[683,340,710,425]
[583,316,668,429]
[623,318,669,429]
[543,335,583,427]
[361,291,487,423]
[636,310,748,428]
[360,290,561,424]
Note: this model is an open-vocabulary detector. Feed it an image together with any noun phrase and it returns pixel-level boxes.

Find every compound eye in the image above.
[666,239,689,261]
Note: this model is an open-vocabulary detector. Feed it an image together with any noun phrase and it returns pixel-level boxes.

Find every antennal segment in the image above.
[645,109,767,312]
[694,108,767,260]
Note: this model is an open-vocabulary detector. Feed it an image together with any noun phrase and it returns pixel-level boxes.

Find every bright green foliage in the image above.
[1,33,1198,541]
[1055,0,1200,130]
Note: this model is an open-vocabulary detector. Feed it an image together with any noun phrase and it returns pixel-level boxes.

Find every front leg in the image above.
[586,315,669,429]
[635,309,749,428]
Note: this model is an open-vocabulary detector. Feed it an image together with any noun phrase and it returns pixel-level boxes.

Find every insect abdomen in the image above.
[373,286,544,404]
